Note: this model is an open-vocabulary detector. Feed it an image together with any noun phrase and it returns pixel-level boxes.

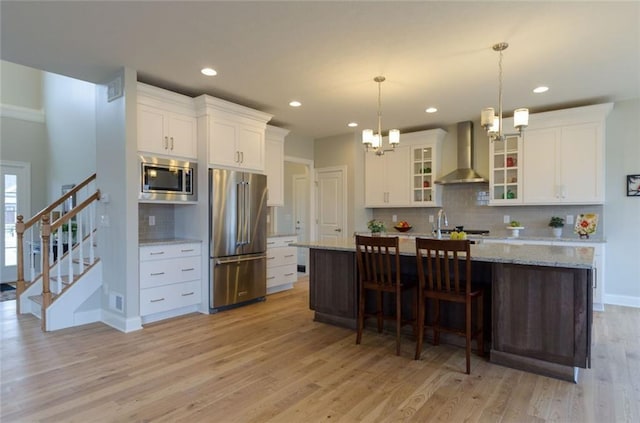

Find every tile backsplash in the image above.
[371,183,604,239]
[138,203,175,240]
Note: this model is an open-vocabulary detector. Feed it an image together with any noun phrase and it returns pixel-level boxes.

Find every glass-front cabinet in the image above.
[489,135,522,205]
[412,146,434,204]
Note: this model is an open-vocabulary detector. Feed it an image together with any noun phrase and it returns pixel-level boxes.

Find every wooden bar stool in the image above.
[355,235,416,356]
[414,238,484,374]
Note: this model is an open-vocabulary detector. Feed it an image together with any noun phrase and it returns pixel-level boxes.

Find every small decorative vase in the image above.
[552,227,563,238]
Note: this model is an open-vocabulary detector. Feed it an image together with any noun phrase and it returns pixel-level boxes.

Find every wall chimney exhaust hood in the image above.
[435,121,488,185]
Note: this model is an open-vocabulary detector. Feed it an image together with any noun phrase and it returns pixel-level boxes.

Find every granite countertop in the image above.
[291,237,595,270]
[364,231,605,243]
[139,238,203,246]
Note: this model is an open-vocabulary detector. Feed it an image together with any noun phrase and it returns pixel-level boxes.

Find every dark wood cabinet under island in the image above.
[296,238,594,382]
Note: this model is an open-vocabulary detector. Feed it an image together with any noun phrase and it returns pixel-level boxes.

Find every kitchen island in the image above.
[292,237,594,382]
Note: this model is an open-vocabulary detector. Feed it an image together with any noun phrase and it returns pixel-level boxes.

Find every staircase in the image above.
[15,174,102,331]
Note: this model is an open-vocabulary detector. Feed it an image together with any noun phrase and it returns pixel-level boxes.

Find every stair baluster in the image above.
[40,215,52,332]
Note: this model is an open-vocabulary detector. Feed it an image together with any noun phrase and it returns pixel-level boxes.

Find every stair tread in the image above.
[28,293,58,305]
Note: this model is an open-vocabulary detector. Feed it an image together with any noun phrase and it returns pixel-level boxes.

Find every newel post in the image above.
[15,215,25,314]
[40,215,52,331]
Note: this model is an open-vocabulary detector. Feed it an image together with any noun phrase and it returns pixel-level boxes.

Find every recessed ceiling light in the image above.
[289,101,302,107]
[347,122,358,128]
[201,68,217,76]
[533,86,549,94]
[425,107,438,113]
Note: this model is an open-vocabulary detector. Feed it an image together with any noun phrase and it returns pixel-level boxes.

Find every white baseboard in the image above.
[605,294,640,308]
[101,309,143,333]
[140,304,200,325]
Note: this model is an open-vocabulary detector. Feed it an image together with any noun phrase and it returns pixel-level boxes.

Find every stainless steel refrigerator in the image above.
[209,168,267,311]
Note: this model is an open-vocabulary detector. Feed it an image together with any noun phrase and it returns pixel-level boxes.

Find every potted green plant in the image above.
[367,219,385,235]
[548,216,564,238]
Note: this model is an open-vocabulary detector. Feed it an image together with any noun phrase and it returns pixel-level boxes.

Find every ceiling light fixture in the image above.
[480,42,528,142]
[348,122,358,128]
[289,100,302,107]
[362,76,399,156]
[201,67,217,76]
[533,86,549,94]
[425,107,438,113]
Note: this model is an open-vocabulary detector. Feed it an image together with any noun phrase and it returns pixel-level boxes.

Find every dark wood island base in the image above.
[306,245,593,383]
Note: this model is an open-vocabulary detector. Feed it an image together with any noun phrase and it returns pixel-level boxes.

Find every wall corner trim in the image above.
[0,103,45,123]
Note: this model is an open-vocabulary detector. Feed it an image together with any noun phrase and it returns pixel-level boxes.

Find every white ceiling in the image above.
[1,1,639,139]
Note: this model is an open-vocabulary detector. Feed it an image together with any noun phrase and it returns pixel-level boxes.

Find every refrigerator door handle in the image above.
[244,181,251,245]
[236,182,244,246]
[214,255,266,266]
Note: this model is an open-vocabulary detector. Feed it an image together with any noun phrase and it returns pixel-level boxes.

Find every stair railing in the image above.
[15,173,98,315]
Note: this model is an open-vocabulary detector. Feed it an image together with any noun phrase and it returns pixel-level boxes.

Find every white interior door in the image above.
[293,174,309,269]
[316,167,346,242]
[1,161,30,283]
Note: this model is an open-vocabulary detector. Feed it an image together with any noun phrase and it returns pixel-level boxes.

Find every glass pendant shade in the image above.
[481,108,495,128]
[389,129,400,145]
[371,134,381,149]
[362,129,373,145]
[514,108,529,129]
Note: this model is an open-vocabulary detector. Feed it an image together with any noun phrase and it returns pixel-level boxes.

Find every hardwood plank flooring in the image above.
[1,277,639,422]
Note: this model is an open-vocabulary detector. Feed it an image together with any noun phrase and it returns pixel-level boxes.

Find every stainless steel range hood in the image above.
[435,121,488,184]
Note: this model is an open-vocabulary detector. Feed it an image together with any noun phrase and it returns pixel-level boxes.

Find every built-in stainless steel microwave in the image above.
[139,155,197,202]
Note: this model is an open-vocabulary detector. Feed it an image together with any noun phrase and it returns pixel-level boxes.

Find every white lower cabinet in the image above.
[139,242,202,323]
[266,236,297,294]
[482,238,605,311]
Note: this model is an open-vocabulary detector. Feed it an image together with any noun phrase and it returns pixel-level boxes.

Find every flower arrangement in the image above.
[574,213,598,238]
[367,219,385,233]
[548,216,564,228]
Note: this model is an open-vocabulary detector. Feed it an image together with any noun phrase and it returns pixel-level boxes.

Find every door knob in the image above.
[334,228,342,232]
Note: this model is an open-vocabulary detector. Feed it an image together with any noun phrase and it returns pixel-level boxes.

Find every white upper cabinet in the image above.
[521,104,612,205]
[265,125,289,207]
[364,129,446,208]
[137,83,197,159]
[489,135,523,205]
[365,144,410,207]
[195,95,273,173]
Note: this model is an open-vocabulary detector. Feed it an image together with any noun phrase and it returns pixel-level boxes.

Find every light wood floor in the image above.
[1,277,639,422]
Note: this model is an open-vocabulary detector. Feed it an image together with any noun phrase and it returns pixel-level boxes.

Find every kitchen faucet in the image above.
[433,209,448,239]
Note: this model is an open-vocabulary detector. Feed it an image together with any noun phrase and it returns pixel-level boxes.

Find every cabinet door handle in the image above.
[284,272,295,276]
[181,248,194,253]
[267,256,276,260]
[235,151,240,162]
[181,268,195,272]
[267,276,276,280]
[170,137,174,150]
[181,292,195,297]
[164,136,168,149]
[150,298,165,303]
[284,254,295,258]
[150,272,165,276]
[334,228,342,232]
[267,241,276,245]
[240,151,244,163]
[149,251,165,256]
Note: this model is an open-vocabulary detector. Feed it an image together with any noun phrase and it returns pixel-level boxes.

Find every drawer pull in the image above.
[284,272,295,276]
[284,254,295,258]
[181,292,195,296]
[267,242,276,245]
[267,257,276,260]
[285,240,295,243]
[181,268,195,272]
[150,298,165,303]
[150,272,165,276]
[267,276,276,280]
[181,249,194,253]
[150,251,165,256]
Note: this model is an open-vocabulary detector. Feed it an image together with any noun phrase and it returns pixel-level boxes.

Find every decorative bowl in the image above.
[394,225,412,232]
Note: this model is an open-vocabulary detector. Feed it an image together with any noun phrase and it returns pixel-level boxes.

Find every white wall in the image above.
[96,68,141,332]
[42,72,96,202]
[0,60,42,109]
[0,61,47,215]
[284,132,314,160]
[604,98,640,306]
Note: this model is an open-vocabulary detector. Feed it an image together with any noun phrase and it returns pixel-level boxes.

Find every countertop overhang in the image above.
[292,237,595,270]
